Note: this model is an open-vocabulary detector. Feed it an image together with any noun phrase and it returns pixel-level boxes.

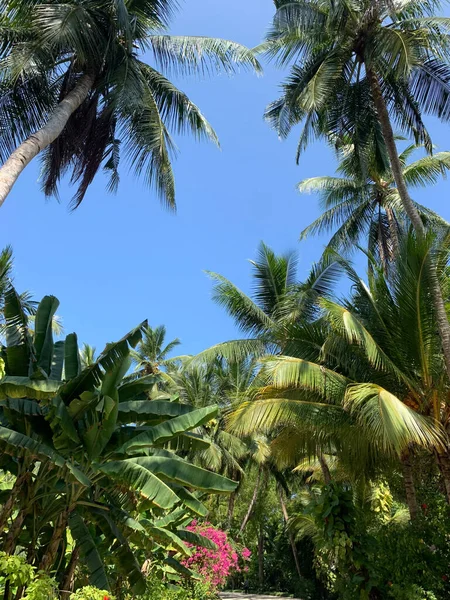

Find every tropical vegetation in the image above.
[2,0,450,599]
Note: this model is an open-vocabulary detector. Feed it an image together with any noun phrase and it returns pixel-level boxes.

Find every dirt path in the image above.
[220,594,302,600]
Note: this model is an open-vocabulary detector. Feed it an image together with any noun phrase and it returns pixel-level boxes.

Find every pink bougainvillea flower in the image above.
[181,522,250,590]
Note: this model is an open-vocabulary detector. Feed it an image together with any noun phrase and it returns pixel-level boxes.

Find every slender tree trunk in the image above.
[385,206,400,258]
[436,451,450,504]
[39,510,70,572]
[0,73,94,207]
[400,451,418,520]
[60,546,80,599]
[3,506,29,555]
[279,487,303,579]
[239,467,262,534]
[367,67,450,380]
[226,491,237,531]
[318,454,332,485]
[257,522,264,588]
[0,472,30,534]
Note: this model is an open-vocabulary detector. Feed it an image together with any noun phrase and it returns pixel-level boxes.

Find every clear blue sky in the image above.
[3,0,450,355]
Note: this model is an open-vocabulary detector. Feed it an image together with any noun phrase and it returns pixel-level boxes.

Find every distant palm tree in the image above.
[259,0,450,377]
[79,343,97,369]
[0,0,261,208]
[132,324,181,376]
[299,145,450,270]
[192,241,340,364]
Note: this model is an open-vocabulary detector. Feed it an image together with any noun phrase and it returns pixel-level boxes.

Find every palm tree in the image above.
[192,241,340,365]
[132,324,181,376]
[299,144,450,270]
[259,0,450,377]
[230,232,450,520]
[79,342,97,369]
[167,357,258,529]
[0,0,261,209]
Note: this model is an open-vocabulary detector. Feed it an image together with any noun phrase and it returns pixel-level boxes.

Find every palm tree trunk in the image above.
[385,206,399,257]
[226,491,237,531]
[318,454,332,485]
[436,451,450,504]
[278,487,303,579]
[367,67,450,381]
[60,546,80,599]
[400,451,418,520]
[239,467,262,534]
[0,73,94,207]
[257,522,264,588]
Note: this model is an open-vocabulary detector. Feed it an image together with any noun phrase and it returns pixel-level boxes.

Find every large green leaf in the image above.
[0,377,61,400]
[128,456,237,493]
[4,286,32,376]
[97,321,147,373]
[48,395,80,451]
[176,528,217,550]
[83,357,129,459]
[93,509,146,594]
[173,487,208,516]
[98,460,180,509]
[50,340,65,381]
[140,520,191,555]
[120,405,219,453]
[69,512,110,591]
[60,324,147,404]
[117,375,161,401]
[117,400,193,424]
[33,295,59,376]
[0,398,43,417]
[64,333,80,380]
[164,556,194,578]
[0,426,89,486]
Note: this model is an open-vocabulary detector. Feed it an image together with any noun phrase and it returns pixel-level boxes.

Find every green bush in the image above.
[70,586,115,600]
[135,576,214,600]
[297,484,450,599]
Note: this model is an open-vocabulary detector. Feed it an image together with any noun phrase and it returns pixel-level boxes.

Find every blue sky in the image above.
[3,0,450,356]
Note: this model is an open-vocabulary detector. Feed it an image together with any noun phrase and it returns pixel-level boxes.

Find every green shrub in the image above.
[70,587,115,600]
[135,576,214,600]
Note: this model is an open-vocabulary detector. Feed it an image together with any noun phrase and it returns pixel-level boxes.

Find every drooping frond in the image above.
[147,36,262,76]
[345,383,445,454]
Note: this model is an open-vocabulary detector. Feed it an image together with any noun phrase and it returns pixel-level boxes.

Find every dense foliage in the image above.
[3,0,450,599]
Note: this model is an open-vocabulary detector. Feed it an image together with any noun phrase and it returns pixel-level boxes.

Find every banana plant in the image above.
[0,288,237,596]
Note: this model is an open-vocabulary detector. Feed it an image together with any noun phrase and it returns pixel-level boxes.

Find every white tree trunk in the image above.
[0,73,94,207]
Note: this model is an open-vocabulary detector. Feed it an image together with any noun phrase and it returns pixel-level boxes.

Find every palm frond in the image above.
[147,36,262,76]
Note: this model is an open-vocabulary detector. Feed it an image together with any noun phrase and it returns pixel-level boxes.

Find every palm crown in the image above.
[299,144,450,265]
[0,0,261,208]
[262,0,450,160]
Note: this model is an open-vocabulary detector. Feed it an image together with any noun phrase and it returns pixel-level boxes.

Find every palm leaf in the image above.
[147,36,262,76]
[344,383,445,453]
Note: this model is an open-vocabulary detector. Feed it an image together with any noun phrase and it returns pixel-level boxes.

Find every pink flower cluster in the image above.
[181,521,251,589]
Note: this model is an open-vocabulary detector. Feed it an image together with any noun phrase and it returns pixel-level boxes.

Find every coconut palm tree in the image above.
[0,0,261,209]
[132,324,181,377]
[299,144,450,270]
[259,0,450,377]
[79,342,97,369]
[230,232,450,520]
[192,241,341,365]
